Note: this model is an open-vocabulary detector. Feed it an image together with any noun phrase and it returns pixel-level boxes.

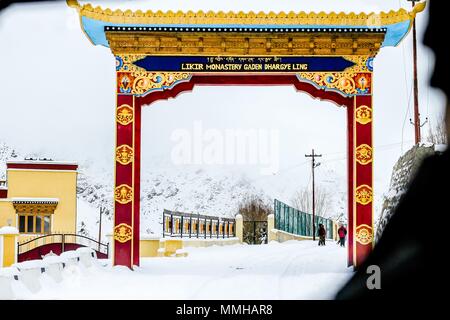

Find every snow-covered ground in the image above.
[11,240,352,300]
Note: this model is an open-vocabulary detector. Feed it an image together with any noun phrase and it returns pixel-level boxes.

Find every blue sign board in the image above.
[133,56,355,73]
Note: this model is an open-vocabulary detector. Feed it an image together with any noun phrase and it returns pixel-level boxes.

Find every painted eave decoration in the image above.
[67,0,426,49]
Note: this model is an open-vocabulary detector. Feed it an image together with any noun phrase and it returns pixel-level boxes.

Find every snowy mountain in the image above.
[76,163,271,239]
[0,140,347,240]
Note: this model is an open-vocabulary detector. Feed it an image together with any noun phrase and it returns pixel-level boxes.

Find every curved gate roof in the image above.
[68,0,425,49]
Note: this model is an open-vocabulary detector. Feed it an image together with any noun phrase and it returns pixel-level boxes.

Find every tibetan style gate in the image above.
[69,1,425,269]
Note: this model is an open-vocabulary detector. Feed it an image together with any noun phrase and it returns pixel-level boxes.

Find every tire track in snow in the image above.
[189,244,300,299]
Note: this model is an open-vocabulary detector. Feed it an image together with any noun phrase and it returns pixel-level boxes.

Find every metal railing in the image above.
[17,233,109,256]
[274,199,334,239]
[163,209,236,239]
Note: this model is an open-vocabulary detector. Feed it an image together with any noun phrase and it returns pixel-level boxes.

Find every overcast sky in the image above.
[0,0,445,213]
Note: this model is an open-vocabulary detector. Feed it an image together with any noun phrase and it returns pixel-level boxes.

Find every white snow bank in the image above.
[13,260,43,270]
[9,240,352,300]
[0,266,19,277]
[0,226,19,235]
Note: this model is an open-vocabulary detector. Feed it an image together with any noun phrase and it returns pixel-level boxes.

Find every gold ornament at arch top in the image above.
[355,184,373,205]
[132,71,192,96]
[115,184,133,204]
[116,144,134,165]
[355,105,372,125]
[297,72,357,95]
[355,224,373,245]
[116,56,192,95]
[67,0,425,28]
[116,104,134,125]
[356,144,373,165]
[114,223,133,243]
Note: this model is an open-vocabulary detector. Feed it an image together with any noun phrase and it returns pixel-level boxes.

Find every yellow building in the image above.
[0,160,78,239]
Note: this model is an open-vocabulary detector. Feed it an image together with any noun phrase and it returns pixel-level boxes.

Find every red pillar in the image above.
[133,102,141,266]
[352,79,374,267]
[114,94,134,268]
[347,103,354,267]
[114,69,141,268]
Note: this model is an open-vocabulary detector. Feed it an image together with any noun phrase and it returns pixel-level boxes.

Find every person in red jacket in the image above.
[337,224,347,247]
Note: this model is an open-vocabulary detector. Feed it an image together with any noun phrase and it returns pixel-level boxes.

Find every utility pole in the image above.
[98,206,106,251]
[408,0,427,144]
[305,149,322,241]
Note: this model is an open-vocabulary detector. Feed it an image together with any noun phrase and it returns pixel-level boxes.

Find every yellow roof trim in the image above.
[67,1,426,27]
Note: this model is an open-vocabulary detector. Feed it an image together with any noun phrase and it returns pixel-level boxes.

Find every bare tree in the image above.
[237,194,273,221]
[426,116,448,145]
[291,184,332,218]
[237,194,273,244]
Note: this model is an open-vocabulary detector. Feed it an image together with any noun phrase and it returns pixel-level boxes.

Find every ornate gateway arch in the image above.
[69,1,425,269]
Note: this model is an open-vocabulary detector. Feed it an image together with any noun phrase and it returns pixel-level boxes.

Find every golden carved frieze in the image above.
[115,184,133,204]
[355,224,373,245]
[356,144,373,165]
[355,185,373,206]
[114,223,133,243]
[13,202,58,214]
[116,144,134,165]
[355,105,372,125]
[107,33,385,56]
[116,104,134,125]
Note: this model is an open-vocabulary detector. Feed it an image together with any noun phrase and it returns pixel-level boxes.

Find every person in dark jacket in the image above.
[337,224,347,247]
[336,0,447,301]
[318,224,326,246]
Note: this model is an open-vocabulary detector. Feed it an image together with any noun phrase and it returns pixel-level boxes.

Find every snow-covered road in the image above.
[13,240,353,299]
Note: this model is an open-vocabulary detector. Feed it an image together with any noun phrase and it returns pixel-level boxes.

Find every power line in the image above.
[399,0,414,153]
[246,139,415,184]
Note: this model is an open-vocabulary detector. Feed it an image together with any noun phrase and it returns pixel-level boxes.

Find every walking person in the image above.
[318,223,326,246]
[338,224,347,247]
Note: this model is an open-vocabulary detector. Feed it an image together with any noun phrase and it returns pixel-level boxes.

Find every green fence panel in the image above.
[273,199,334,239]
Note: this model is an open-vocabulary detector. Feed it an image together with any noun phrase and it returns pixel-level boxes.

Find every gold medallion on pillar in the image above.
[355,184,373,205]
[355,144,373,165]
[355,224,373,245]
[116,104,134,126]
[355,105,372,125]
[116,145,134,165]
[114,184,133,204]
[114,223,133,243]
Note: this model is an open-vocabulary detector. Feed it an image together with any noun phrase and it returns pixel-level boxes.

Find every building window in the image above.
[18,214,51,234]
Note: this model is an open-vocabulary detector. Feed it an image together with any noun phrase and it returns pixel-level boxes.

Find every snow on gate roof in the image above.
[67,0,426,49]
